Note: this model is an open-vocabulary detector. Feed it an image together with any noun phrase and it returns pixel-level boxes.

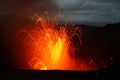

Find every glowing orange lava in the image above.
[16,14,73,70]
[16,13,93,70]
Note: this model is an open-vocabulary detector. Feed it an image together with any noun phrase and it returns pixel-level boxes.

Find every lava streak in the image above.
[15,12,101,70]
[14,12,108,70]
[16,14,77,70]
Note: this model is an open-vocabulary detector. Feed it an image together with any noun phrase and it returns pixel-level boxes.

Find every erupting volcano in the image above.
[15,13,106,70]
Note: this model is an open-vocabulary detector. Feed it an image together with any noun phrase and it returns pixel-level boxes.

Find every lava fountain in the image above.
[16,13,92,70]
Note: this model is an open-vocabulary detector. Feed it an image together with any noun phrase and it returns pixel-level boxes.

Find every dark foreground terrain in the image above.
[0,14,120,79]
[1,65,120,80]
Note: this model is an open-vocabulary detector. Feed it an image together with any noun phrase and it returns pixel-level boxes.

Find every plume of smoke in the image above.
[0,0,59,16]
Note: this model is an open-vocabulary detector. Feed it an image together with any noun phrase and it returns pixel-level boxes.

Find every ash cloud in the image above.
[0,0,59,16]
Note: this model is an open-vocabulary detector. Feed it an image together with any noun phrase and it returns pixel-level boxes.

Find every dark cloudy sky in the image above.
[0,0,58,15]
[55,0,120,24]
[0,0,120,25]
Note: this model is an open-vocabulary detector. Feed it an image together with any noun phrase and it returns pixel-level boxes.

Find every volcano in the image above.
[0,14,120,79]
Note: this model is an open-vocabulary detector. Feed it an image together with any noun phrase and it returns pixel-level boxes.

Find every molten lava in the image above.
[16,13,97,70]
[16,14,75,70]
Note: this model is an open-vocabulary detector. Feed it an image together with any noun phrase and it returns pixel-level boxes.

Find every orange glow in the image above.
[16,14,73,70]
[34,62,47,70]
[16,12,95,70]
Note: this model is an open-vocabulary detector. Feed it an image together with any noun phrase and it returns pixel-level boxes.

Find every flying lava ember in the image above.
[15,12,107,70]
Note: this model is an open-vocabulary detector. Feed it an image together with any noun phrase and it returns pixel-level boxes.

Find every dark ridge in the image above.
[0,65,120,80]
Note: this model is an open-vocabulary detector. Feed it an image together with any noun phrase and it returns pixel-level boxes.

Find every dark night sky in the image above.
[0,0,58,16]
[0,0,120,25]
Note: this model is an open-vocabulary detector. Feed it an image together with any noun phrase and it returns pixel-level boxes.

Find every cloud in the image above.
[0,0,58,16]
[56,0,120,23]
[1,0,120,24]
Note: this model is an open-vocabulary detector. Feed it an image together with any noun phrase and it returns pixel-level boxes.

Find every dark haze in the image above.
[0,0,58,16]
